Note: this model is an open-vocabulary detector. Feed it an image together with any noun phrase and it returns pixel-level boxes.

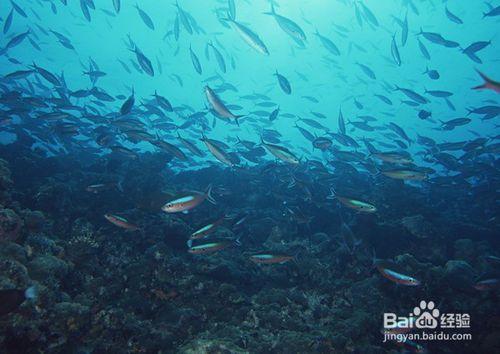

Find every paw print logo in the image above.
[413,300,439,329]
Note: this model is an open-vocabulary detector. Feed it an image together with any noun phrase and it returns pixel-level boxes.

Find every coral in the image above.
[179,339,249,354]
[28,255,71,281]
[0,208,22,242]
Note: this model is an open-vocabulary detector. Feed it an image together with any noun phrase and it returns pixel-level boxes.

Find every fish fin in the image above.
[326,187,337,200]
[187,239,193,248]
[24,286,37,300]
[206,184,216,204]
[472,70,493,90]
[182,210,189,215]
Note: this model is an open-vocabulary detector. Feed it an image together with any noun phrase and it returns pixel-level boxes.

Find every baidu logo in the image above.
[412,300,439,329]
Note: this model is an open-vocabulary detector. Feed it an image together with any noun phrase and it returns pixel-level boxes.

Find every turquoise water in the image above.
[1,1,499,353]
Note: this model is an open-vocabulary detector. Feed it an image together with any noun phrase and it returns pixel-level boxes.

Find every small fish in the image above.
[249,253,294,264]
[201,136,235,167]
[134,3,155,30]
[372,152,413,165]
[161,185,215,213]
[418,110,432,120]
[205,85,242,125]
[328,188,377,213]
[423,67,439,80]
[264,4,306,42]
[120,90,134,115]
[381,169,427,181]
[0,286,37,316]
[312,137,332,151]
[86,183,120,193]
[391,34,401,66]
[190,216,225,240]
[226,18,268,55]
[445,6,463,24]
[104,214,139,231]
[275,70,291,94]
[375,261,421,286]
[261,137,299,164]
[187,240,233,254]
[189,45,202,74]
[474,279,500,291]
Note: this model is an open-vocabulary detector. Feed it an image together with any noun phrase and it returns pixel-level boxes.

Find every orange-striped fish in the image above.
[161,185,215,213]
[190,216,226,240]
[249,253,294,264]
[187,240,232,255]
[375,260,421,286]
[328,188,377,213]
[104,214,139,231]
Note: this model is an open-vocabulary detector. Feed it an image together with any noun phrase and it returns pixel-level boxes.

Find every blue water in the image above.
[0,1,499,353]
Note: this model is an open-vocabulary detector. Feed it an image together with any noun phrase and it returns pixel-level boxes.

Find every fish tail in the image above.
[24,286,37,300]
[326,187,337,200]
[472,70,491,90]
[206,184,216,204]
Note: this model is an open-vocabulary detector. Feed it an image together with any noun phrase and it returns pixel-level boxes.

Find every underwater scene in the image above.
[0,0,499,353]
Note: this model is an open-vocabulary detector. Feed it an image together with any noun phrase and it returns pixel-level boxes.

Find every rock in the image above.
[401,214,435,239]
[28,255,71,280]
[0,208,22,242]
[179,339,248,354]
[0,241,27,264]
[22,210,45,232]
[443,260,476,290]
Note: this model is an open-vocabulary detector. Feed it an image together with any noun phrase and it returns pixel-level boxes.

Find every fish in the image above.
[474,279,500,291]
[312,137,332,151]
[372,152,412,164]
[417,38,431,60]
[375,260,421,286]
[269,106,280,121]
[208,42,226,73]
[86,183,120,193]
[161,185,216,213]
[395,86,428,104]
[0,286,37,316]
[120,91,134,115]
[134,4,155,30]
[328,189,377,213]
[104,214,139,231]
[261,137,299,164]
[472,70,500,93]
[381,169,427,181]
[187,240,233,254]
[131,46,154,76]
[113,0,120,14]
[391,34,401,66]
[226,19,268,55]
[201,136,235,167]
[275,70,291,94]
[190,216,226,240]
[205,86,242,125]
[483,5,500,18]
[177,133,205,157]
[423,67,439,80]
[189,45,202,74]
[249,253,294,264]
[445,6,463,24]
[314,30,340,56]
[264,4,306,42]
